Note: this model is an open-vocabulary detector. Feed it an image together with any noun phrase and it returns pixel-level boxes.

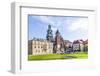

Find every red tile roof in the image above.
[73,39,88,44]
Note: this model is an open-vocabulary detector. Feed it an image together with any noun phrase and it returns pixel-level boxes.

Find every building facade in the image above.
[28,39,53,55]
[84,39,88,52]
[64,40,73,53]
[72,40,85,52]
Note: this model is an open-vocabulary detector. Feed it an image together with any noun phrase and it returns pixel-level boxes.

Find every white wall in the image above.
[0,0,100,76]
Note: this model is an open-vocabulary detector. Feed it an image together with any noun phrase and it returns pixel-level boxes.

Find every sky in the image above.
[28,15,88,42]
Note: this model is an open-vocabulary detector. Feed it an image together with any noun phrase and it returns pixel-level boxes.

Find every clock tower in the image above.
[46,24,53,42]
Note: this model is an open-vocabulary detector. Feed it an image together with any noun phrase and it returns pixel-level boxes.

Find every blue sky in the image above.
[28,15,88,42]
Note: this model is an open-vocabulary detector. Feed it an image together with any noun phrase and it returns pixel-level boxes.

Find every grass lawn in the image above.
[28,52,88,61]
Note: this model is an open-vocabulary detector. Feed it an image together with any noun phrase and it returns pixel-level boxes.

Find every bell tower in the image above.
[46,24,53,42]
[54,30,65,53]
[55,30,61,45]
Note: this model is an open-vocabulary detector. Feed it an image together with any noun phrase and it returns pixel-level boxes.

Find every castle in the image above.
[28,25,88,55]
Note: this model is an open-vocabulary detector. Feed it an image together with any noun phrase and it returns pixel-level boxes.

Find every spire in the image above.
[46,24,53,42]
[56,29,60,36]
[56,29,59,34]
[48,24,51,29]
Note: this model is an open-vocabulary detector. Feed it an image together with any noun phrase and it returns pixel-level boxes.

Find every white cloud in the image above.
[68,18,88,32]
[32,16,88,33]
[32,16,64,27]
[32,16,55,25]
[52,27,57,31]
[32,16,62,32]
[40,16,54,25]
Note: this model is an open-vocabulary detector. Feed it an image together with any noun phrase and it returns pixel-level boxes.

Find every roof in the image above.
[64,40,72,43]
[73,39,84,44]
[32,38,47,41]
[73,40,80,44]
[84,39,88,44]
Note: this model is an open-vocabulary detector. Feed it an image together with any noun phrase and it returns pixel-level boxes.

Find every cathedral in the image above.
[46,24,68,54]
[28,24,87,55]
